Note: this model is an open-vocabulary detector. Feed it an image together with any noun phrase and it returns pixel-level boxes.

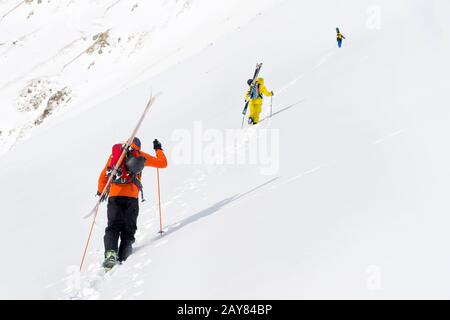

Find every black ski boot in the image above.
[118,241,133,263]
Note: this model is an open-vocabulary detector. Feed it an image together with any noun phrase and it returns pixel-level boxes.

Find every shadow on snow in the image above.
[133,177,279,253]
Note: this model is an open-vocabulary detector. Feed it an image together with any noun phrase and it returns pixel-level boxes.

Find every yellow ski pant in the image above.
[249,100,262,124]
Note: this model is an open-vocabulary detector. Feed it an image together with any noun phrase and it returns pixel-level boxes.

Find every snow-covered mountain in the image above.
[1,0,450,299]
[0,0,277,154]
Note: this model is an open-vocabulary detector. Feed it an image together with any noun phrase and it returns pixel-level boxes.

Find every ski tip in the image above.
[83,211,94,219]
[83,203,100,219]
[147,91,163,105]
[149,90,163,97]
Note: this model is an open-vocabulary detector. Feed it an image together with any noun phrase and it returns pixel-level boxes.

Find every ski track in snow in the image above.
[372,129,406,145]
[275,49,335,96]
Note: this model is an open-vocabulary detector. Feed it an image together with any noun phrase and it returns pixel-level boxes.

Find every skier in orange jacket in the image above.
[97,137,167,270]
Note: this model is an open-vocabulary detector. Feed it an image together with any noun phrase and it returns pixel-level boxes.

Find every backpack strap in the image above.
[130,149,146,202]
[250,83,262,99]
[256,83,261,99]
[132,173,146,202]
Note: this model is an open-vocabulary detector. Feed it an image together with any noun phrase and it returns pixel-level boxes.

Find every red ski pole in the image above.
[157,168,164,235]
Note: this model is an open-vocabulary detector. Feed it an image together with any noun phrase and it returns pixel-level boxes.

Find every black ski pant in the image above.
[104,196,139,261]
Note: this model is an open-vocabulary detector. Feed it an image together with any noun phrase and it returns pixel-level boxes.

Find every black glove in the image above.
[153,139,162,151]
[270,91,274,96]
[96,191,107,203]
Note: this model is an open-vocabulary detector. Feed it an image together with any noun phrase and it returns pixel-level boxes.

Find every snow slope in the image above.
[1,0,450,299]
[0,0,277,153]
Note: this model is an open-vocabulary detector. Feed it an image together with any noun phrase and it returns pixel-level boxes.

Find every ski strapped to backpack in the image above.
[241,63,263,128]
[84,92,160,220]
[106,143,147,202]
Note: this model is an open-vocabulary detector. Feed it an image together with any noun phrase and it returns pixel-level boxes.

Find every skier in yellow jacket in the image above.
[245,77,274,125]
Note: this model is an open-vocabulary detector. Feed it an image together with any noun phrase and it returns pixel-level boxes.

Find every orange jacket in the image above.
[98,148,167,199]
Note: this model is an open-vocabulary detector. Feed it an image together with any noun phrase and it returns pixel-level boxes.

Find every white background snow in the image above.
[0,0,449,299]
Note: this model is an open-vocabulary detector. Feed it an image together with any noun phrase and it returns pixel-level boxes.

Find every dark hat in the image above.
[247,79,253,86]
[133,137,141,149]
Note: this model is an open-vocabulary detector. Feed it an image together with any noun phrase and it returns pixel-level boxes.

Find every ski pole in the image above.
[157,168,164,235]
[79,203,100,272]
[270,96,273,118]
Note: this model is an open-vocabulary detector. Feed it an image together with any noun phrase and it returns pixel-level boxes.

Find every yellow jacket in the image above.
[245,78,273,104]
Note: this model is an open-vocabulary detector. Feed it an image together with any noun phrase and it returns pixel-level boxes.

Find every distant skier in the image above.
[336,27,346,48]
[245,77,274,125]
[97,137,167,270]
